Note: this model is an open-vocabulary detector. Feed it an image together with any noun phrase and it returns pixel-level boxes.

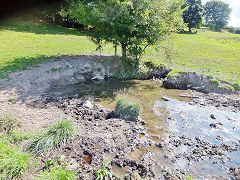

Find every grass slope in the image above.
[1,19,240,86]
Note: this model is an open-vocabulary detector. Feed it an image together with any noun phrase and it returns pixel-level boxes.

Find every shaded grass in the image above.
[0,138,32,179]
[27,120,74,156]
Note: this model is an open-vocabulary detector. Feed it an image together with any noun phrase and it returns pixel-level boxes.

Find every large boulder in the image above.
[163,71,235,94]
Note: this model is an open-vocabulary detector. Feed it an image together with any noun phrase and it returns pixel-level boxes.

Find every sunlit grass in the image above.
[0,138,32,179]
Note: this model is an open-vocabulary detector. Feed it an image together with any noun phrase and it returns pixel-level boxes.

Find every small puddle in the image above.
[82,151,92,164]
[112,166,129,179]
[47,80,240,179]
[82,155,91,164]
[138,133,145,139]
[129,146,148,161]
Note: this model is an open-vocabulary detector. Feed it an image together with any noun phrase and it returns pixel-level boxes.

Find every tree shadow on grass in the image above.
[0,20,88,36]
[0,55,59,79]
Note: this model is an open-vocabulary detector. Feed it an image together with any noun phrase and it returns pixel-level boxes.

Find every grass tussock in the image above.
[0,138,32,179]
[36,165,77,180]
[0,112,17,134]
[115,98,141,121]
[27,120,74,156]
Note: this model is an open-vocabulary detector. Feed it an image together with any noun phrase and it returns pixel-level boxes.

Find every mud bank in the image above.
[38,98,155,179]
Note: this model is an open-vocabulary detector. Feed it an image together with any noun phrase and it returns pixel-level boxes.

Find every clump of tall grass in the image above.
[0,112,17,134]
[114,98,141,121]
[36,164,77,180]
[0,138,32,179]
[27,120,74,156]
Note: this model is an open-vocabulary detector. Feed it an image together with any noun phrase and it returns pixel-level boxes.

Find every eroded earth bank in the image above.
[0,55,240,179]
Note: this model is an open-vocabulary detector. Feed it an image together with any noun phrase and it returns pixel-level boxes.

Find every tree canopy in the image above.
[61,0,185,63]
[204,0,231,31]
[182,0,204,32]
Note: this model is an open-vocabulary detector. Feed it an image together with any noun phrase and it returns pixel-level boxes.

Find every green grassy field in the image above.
[151,30,240,86]
[1,19,240,85]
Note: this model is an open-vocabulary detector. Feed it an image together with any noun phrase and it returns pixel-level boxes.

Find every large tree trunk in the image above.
[188,27,192,33]
[121,43,127,64]
[114,44,117,56]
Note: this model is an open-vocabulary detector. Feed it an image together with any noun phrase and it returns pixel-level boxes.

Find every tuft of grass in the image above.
[114,98,141,121]
[0,138,32,179]
[27,120,74,156]
[233,84,240,91]
[0,112,17,134]
[51,68,60,72]
[8,98,15,103]
[186,173,194,180]
[167,69,186,77]
[210,78,220,86]
[36,164,77,180]
[96,159,112,180]
[222,84,235,92]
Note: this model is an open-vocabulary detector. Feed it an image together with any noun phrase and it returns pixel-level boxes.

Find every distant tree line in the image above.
[44,0,232,33]
[225,27,240,34]
[181,0,231,32]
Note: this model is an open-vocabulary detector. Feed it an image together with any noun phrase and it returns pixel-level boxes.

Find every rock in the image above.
[83,100,93,109]
[179,93,191,98]
[162,96,170,101]
[92,74,104,80]
[210,122,223,129]
[229,166,240,180]
[210,114,216,119]
[163,71,235,94]
[65,63,73,69]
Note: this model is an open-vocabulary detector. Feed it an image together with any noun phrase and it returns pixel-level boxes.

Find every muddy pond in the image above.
[48,80,240,179]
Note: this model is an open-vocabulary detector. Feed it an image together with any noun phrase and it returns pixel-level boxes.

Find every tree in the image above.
[204,0,231,31]
[64,0,185,64]
[182,0,204,32]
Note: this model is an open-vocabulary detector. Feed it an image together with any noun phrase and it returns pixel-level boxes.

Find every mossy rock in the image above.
[114,98,141,121]
[210,78,220,86]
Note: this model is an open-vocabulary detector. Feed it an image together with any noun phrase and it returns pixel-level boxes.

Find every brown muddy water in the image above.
[48,80,240,179]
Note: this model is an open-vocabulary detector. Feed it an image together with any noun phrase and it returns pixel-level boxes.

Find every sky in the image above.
[202,0,240,27]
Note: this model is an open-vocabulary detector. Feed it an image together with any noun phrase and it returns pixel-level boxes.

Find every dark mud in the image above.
[38,98,155,179]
